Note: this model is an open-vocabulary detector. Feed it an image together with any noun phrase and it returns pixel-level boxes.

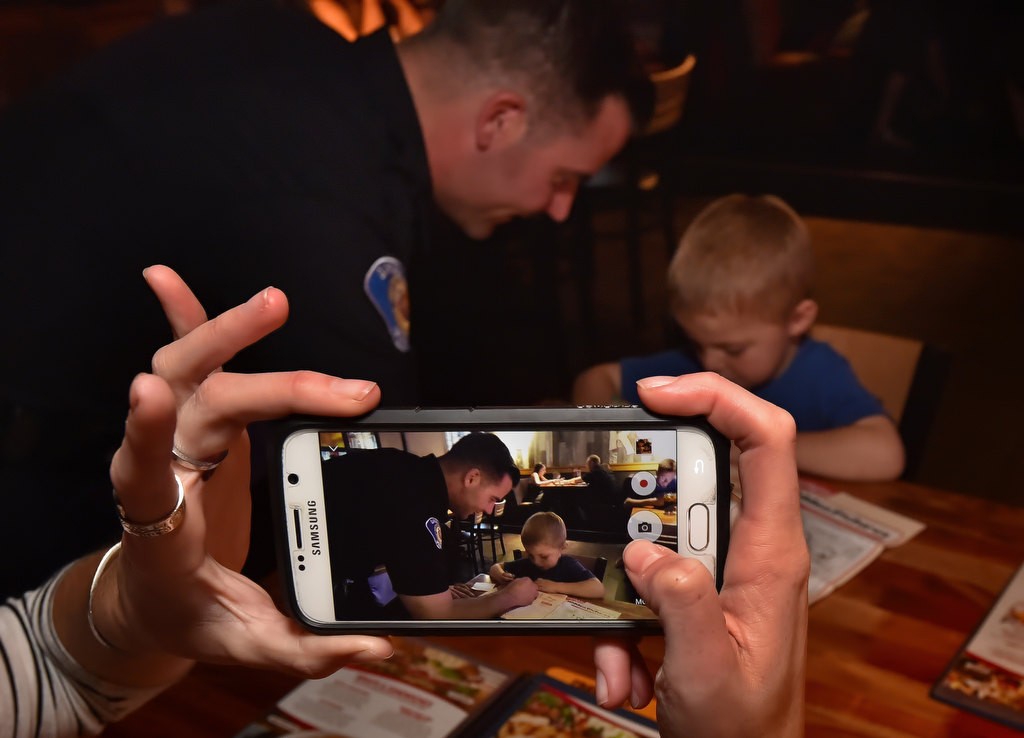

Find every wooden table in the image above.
[540,478,589,487]
[105,479,1024,737]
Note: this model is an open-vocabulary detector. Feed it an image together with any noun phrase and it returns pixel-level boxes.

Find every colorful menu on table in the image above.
[233,637,658,738]
[932,562,1024,730]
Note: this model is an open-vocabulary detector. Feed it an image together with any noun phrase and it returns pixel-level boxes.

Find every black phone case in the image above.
[265,405,731,635]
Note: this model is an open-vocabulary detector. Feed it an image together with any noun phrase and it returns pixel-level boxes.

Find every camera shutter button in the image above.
[627,510,664,541]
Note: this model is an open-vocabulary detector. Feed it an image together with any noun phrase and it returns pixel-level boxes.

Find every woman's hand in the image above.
[594,373,809,737]
[80,267,393,685]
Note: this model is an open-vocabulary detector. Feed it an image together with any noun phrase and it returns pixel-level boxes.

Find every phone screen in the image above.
[274,408,728,634]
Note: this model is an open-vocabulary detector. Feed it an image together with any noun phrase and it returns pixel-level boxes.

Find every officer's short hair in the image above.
[443,432,520,486]
[405,0,653,135]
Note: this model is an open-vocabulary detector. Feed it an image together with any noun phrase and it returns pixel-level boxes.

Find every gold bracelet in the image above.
[87,542,125,651]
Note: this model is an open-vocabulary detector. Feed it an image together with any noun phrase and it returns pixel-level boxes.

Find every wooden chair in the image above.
[512,549,608,583]
[474,500,507,565]
[810,323,950,480]
[568,55,697,336]
[643,54,698,137]
[573,554,608,583]
[456,512,486,573]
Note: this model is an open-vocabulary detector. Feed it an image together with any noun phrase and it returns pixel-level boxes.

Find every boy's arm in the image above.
[535,576,606,599]
[795,414,905,481]
[571,362,622,404]
[624,496,660,508]
[489,562,515,585]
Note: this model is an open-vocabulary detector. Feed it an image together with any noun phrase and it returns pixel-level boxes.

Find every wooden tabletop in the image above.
[104,479,1024,738]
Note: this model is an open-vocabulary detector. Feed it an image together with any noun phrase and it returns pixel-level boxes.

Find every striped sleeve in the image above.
[1,565,166,738]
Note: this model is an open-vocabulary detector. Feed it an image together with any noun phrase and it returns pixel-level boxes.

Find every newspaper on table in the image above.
[800,480,925,604]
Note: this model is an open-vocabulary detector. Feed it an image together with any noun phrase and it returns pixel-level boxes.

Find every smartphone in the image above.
[269,406,730,634]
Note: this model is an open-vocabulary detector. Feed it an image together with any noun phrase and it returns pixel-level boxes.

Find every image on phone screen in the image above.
[275,410,725,633]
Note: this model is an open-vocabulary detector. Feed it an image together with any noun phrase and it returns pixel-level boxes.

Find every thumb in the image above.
[260,626,394,679]
[623,542,737,686]
[295,633,395,678]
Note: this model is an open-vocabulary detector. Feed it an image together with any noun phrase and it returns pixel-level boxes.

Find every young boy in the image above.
[572,193,905,481]
[490,512,605,599]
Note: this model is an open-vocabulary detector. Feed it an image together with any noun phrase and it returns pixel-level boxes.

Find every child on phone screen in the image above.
[572,193,905,482]
[490,512,605,598]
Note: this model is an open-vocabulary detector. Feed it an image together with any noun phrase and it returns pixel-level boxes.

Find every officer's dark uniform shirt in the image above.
[504,555,596,584]
[0,0,431,597]
[321,448,451,619]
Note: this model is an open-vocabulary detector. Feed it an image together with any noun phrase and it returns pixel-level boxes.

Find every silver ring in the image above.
[172,445,229,472]
[114,474,186,538]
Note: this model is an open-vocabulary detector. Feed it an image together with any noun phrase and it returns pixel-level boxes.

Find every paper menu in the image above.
[800,480,925,544]
[501,592,622,620]
[932,563,1024,729]
[800,481,925,604]
[958,565,1024,679]
[275,669,472,738]
[233,638,512,738]
[233,638,660,738]
[803,509,885,604]
[484,678,659,738]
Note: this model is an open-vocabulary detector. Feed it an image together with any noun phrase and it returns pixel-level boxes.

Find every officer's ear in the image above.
[463,468,481,488]
[476,91,528,152]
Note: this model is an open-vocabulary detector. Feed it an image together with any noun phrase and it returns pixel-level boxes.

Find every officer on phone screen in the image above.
[321,433,539,620]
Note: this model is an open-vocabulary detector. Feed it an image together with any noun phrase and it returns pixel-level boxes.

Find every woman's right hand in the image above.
[594,373,809,737]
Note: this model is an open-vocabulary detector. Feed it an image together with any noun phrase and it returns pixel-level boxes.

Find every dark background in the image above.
[2,0,1021,504]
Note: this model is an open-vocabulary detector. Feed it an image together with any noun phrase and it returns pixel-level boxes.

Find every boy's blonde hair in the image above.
[667,194,813,322]
[521,511,567,549]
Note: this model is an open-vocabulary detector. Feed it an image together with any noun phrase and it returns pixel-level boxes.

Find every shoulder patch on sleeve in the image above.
[364,256,411,352]
[425,516,443,549]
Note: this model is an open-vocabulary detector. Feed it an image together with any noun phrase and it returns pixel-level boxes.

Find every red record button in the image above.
[631,471,656,496]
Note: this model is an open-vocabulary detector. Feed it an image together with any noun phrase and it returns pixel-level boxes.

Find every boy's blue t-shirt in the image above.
[619,338,885,431]
[503,554,596,583]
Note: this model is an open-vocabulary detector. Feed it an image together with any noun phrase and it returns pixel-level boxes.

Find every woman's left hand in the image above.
[89,266,393,679]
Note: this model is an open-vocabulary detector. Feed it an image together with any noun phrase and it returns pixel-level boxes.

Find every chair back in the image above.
[573,554,608,582]
[643,54,696,136]
[457,512,485,573]
[810,323,950,479]
[810,324,923,423]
